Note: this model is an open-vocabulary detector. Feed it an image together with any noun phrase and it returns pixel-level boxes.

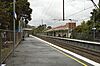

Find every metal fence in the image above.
[71,30,100,42]
[0,29,22,64]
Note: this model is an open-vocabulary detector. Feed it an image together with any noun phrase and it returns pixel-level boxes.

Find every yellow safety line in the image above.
[49,45,88,66]
[33,36,88,66]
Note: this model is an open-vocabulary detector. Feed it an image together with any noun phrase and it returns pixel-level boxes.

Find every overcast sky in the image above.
[28,0,99,27]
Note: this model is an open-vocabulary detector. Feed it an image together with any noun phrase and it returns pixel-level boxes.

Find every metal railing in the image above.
[0,29,22,63]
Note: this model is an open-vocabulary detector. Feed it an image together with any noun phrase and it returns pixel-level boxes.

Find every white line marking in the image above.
[1,64,6,66]
[30,35,100,66]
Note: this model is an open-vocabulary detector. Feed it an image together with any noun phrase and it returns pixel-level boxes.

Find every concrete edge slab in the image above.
[30,35,100,66]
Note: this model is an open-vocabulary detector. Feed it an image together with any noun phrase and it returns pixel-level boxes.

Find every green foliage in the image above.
[90,9,100,22]
[36,24,47,33]
[32,24,49,35]
[0,0,32,30]
[0,1,12,29]
[47,26,52,29]
[72,1,100,40]
[75,21,89,33]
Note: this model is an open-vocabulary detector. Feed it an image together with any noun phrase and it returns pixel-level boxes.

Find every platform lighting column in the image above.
[13,0,16,56]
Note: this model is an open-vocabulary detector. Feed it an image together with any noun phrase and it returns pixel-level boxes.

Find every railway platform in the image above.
[5,35,95,66]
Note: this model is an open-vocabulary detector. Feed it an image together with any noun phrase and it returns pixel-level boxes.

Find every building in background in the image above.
[45,21,76,38]
[66,22,76,29]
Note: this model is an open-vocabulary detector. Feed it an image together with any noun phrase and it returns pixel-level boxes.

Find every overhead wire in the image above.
[42,0,54,18]
[41,0,74,20]
[40,0,93,21]
[78,17,90,21]
[40,0,55,20]
[65,0,80,11]
[37,0,54,20]
[65,6,94,18]
[64,0,95,22]
[38,0,95,25]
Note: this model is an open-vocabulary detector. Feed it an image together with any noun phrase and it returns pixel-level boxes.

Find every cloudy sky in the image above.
[28,0,99,27]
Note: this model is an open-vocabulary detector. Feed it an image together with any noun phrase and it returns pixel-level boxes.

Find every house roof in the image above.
[46,25,68,32]
[46,22,76,32]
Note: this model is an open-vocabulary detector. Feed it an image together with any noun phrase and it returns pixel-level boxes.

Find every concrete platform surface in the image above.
[6,36,92,66]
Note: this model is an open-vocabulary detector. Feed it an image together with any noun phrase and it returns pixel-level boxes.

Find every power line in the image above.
[65,0,81,11]
[79,17,90,21]
[40,0,55,19]
[37,0,54,20]
[65,6,94,18]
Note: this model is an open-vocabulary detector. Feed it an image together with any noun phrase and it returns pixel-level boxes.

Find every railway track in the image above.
[36,35,100,63]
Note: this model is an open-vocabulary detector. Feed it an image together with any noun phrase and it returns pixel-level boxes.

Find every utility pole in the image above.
[53,0,65,21]
[99,0,100,8]
[63,0,65,21]
[42,19,43,25]
[90,0,98,8]
[13,0,16,56]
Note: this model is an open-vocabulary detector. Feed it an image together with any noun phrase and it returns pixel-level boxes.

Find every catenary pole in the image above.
[63,0,65,21]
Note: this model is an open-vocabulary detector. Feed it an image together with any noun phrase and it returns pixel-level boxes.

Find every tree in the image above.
[32,24,48,35]
[47,26,52,29]
[90,2,100,31]
[0,0,32,30]
[0,1,12,29]
[72,1,100,39]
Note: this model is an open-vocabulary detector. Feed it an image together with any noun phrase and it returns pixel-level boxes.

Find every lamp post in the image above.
[13,0,16,56]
